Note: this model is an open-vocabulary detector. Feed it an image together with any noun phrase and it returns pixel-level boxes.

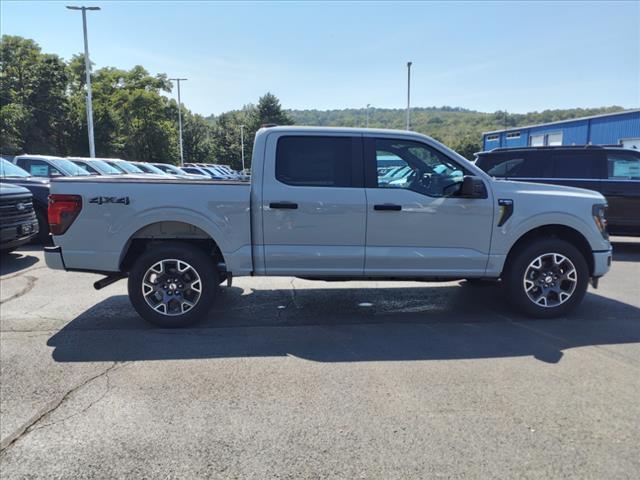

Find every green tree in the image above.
[254,92,293,127]
[1,35,70,154]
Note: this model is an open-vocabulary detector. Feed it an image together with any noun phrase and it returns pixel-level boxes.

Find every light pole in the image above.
[366,104,371,128]
[406,61,412,130]
[67,5,100,157]
[170,78,187,166]
[240,125,245,171]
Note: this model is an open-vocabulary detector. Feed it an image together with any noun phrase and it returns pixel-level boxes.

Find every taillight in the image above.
[48,194,82,235]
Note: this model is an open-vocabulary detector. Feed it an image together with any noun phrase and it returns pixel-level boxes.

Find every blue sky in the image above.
[2,1,639,115]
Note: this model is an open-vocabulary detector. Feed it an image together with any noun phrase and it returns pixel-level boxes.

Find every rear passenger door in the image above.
[546,152,602,193]
[261,133,367,276]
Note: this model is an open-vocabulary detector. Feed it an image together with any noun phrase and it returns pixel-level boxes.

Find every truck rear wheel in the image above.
[128,242,218,327]
[503,238,588,318]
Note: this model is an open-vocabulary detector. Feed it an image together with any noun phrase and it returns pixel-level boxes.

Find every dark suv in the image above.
[475,146,640,236]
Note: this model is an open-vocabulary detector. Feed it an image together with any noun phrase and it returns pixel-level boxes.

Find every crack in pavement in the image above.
[0,265,47,281]
[0,362,125,454]
[0,275,38,305]
[30,362,129,433]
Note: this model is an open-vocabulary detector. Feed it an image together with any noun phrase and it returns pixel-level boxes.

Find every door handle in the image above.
[269,202,298,210]
[374,204,402,211]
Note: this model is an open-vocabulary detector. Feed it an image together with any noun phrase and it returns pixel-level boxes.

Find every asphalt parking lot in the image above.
[1,239,639,479]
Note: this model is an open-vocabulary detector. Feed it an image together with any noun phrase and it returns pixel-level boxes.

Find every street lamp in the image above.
[406,61,412,130]
[67,5,100,157]
[240,125,246,172]
[169,78,188,166]
[366,104,371,128]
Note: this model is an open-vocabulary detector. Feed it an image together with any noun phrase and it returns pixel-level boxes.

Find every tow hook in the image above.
[94,273,127,290]
[590,277,599,289]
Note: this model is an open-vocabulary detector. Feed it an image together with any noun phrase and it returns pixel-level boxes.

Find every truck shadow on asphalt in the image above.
[47,280,640,365]
[0,247,40,276]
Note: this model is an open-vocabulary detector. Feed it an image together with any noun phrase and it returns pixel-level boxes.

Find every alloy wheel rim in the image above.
[142,259,202,316]
[523,252,577,308]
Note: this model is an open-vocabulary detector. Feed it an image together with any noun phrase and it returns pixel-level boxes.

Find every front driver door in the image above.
[364,136,494,276]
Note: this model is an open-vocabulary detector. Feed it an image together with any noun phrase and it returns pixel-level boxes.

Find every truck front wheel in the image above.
[503,238,589,318]
[128,242,218,327]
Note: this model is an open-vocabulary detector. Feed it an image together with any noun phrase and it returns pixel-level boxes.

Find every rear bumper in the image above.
[44,245,66,270]
[592,249,612,278]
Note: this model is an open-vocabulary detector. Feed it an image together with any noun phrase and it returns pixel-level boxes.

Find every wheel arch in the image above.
[119,220,226,273]
[504,224,595,276]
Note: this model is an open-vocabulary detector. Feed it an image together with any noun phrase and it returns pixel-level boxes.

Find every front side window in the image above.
[608,153,640,180]
[276,136,359,187]
[374,139,467,197]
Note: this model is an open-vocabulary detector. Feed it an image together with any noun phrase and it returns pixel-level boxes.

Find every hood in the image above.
[491,179,606,202]
[0,182,32,196]
[1,176,50,187]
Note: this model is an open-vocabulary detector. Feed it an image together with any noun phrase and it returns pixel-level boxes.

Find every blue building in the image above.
[482,109,640,151]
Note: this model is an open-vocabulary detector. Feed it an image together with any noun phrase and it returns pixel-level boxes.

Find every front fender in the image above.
[493,210,608,256]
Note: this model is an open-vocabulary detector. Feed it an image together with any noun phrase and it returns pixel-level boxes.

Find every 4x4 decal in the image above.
[89,196,130,205]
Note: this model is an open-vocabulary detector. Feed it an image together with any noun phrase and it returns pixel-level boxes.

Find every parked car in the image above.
[14,155,92,178]
[131,162,172,176]
[0,183,39,254]
[151,163,209,179]
[67,157,126,176]
[181,165,225,179]
[475,146,640,236]
[0,158,50,242]
[45,127,612,326]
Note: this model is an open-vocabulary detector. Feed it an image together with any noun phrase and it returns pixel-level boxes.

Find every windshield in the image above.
[159,164,184,174]
[137,163,167,175]
[53,158,92,176]
[89,160,125,175]
[0,158,30,178]
[108,160,143,174]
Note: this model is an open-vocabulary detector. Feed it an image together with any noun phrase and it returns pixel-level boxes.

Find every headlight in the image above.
[592,204,608,239]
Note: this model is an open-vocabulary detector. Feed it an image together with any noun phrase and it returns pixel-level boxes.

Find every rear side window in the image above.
[552,153,600,179]
[276,136,361,187]
[608,152,640,180]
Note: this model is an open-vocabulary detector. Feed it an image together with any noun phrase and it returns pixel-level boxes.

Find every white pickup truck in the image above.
[45,127,612,326]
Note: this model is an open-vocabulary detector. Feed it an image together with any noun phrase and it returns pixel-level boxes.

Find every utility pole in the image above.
[170,78,188,166]
[366,104,371,127]
[240,125,245,171]
[67,5,100,157]
[406,61,412,130]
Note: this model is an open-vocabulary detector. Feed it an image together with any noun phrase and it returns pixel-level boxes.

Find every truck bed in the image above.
[49,176,252,274]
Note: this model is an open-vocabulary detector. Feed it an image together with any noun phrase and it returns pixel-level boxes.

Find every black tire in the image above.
[127,242,218,327]
[1,247,17,255]
[503,238,589,318]
[34,211,51,244]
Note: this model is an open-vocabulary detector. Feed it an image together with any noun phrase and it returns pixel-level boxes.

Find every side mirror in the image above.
[460,175,487,198]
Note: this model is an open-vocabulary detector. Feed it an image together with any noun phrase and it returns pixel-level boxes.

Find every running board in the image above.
[94,273,127,290]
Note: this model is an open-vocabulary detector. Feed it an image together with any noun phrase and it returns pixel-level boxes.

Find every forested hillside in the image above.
[285,106,626,158]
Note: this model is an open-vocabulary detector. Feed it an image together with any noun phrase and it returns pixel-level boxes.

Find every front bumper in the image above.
[0,218,39,250]
[44,245,66,270]
[592,248,613,278]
